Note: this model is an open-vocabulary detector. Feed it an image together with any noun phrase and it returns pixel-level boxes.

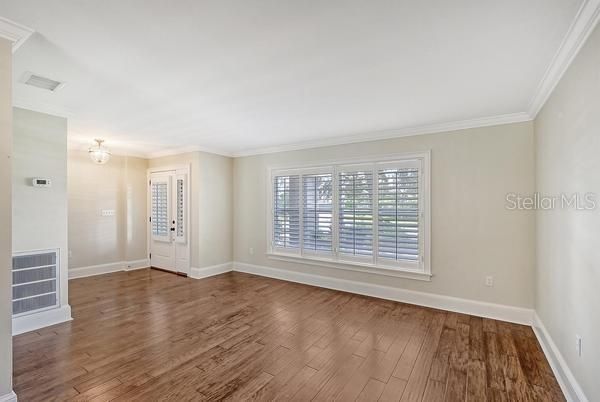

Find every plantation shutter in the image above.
[338,170,373,257]
[273,175,300,250]
[377,165,420,262]
[151,175,170,242]
[175,174,186,243]
[302,173,333,253]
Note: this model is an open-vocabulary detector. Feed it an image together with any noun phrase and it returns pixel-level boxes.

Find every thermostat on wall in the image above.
[32,178,52,187]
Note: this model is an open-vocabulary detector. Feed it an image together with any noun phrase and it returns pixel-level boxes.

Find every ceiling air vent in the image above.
[21,72,64,92]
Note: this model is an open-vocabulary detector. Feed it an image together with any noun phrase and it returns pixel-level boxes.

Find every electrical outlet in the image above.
[576,335,582,357]
[485,276,494,287]
[68,250,73,258]
[101,209,115,217]
[249,247,255,255]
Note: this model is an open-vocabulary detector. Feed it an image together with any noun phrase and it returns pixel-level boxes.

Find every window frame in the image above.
[266,151,431,281]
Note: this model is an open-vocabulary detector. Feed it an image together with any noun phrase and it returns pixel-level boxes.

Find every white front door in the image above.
[149,169,189,274]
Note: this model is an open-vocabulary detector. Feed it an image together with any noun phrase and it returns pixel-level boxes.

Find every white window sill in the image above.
[266,252,432,282]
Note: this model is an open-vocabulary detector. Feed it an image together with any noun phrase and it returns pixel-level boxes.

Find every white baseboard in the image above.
[12,304,72,336]
[190,262,233,279]
[0,391,17,402]
[69,259,150,279]
[233,262,534,325]
[532,313,588,402]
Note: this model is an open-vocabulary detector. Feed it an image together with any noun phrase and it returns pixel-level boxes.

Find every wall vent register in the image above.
[12,249,60,316]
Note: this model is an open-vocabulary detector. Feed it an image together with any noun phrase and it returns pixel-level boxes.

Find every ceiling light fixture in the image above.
[88,139,111,164]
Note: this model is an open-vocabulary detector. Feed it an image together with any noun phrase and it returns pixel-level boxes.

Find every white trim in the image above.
[0,16,34,52]
[0,391,17,402]
[233,262,533,325]
[67,141,149,159]
[65,113,527,159]
[13,99,73,119]
[267,253,431,281]
[12,304,72,336]
[528,0,600,117]
[232,113,531,157]
[146,145,233,159]
[68,259,150,279]
[190,262,233,279]
[532,313,588,402]
[124,259,151,271]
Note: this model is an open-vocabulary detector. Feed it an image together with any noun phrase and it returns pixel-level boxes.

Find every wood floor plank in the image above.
[466,359,487,401]
[400,311,446,402]
[11,269,565,401]
[356,378,385,401]
[421,379,446,402]
[379,376,408,402]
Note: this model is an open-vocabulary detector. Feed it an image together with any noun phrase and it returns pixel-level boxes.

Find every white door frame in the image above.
[147,164,191,276]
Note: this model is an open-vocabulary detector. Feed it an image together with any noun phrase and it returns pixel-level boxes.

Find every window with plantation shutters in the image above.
[273,175,300,250]
[302,173,333,253]
[378,165,420,263]
[268,153,430,279]
[338,170,373,258]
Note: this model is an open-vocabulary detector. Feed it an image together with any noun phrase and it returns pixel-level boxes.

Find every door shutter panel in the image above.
[151,176,170,242]
[175,174,186,243]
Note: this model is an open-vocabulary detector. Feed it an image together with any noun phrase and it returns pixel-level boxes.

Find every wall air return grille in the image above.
[12,250,59,316]
[22,72,64,92]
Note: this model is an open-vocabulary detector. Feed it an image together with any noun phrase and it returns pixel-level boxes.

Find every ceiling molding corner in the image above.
[231,112,533,158]
[145,145,234,159]
[0,16,34,52]
[527,0,600,117]
[12,99,71,118]
[66,143,150,160]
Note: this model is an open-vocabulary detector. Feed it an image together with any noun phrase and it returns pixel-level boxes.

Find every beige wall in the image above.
[198,152,233,267]
[535,23,600,401]
[149,151,233,268]
[12,107,69,306]
[68,151,148,268]
[123,156,149,262]
[69,148,233,271]
[234,122,536,308]
[0,37,13,398]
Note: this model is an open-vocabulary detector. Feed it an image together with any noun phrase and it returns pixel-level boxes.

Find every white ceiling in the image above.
[0,0,584,157]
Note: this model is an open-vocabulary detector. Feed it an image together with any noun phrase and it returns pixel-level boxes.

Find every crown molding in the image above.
[66,142,150,159]
[231,112,532,157]
[528,0,600,117]
[0,16,34,52]
[13,99,71,118]
[145,144,233,159]
[69,142,235,160]
[68,111,531,160]
[70,112,530,160]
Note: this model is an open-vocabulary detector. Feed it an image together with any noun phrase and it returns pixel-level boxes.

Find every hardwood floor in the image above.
[13,268,564,401]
